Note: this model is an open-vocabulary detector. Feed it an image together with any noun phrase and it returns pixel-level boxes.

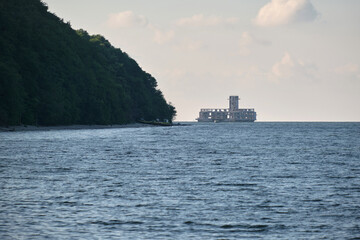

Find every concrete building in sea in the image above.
[197,96,256,122]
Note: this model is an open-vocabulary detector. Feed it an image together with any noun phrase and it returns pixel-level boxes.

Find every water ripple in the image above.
[0,122,359,239]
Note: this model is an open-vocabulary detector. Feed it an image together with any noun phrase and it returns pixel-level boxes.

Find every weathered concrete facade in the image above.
[197,96,256,122]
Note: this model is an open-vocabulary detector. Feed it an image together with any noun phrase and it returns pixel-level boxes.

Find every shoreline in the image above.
[0,123,162,132]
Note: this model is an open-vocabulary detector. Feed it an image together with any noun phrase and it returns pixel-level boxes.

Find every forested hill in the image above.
[0,0,176,126]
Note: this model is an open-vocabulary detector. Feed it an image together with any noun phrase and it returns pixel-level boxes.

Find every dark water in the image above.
[0,122,359,239]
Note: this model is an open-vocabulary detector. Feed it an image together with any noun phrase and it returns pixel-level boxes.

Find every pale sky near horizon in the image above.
[42,0,360,121]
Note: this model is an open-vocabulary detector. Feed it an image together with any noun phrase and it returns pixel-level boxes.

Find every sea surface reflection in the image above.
[1,122,359,239]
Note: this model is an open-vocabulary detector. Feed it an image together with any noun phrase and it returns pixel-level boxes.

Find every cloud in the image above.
[254,0,319,27]
[239,32,253,56]
[272,52,295,78]
[153,29,175,44]
[176,14,238,27]
[106,11,174,44]
[107,11,147,28]
[238,32,271,56]
[335,63,359,74]
[147,24,175,44]
[272,52,316,80]
[335,63,360,79]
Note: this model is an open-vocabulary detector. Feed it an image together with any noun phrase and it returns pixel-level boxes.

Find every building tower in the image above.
[229,96,239,112]
[197,95,256,122]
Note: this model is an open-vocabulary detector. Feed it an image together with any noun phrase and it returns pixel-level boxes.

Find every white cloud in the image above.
[176,14,238,27]
[272,52,295,78]
[107,11,147,28]
[335,63,360,80]
[335,63,359,74]
[254,0,319,27]
[238,32,271,56]
[153,28,175,44]
[239,32,253,56]
[147,24,175,44]
[272,52,316,80]
[106,12,174,44]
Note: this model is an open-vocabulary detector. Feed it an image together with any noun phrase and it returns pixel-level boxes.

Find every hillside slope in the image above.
[0,0,175,126]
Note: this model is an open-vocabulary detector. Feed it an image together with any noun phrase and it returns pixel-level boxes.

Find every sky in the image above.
[42,0,360,121]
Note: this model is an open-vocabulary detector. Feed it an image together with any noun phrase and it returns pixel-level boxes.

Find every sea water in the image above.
[0,122,359,239]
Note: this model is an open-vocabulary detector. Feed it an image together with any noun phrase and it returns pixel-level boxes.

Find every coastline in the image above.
[0,123,161,132]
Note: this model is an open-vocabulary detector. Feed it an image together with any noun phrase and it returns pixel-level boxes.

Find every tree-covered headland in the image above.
[0,0,176,126]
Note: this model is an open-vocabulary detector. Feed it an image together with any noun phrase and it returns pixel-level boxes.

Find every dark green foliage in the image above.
[0,0,176,126]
